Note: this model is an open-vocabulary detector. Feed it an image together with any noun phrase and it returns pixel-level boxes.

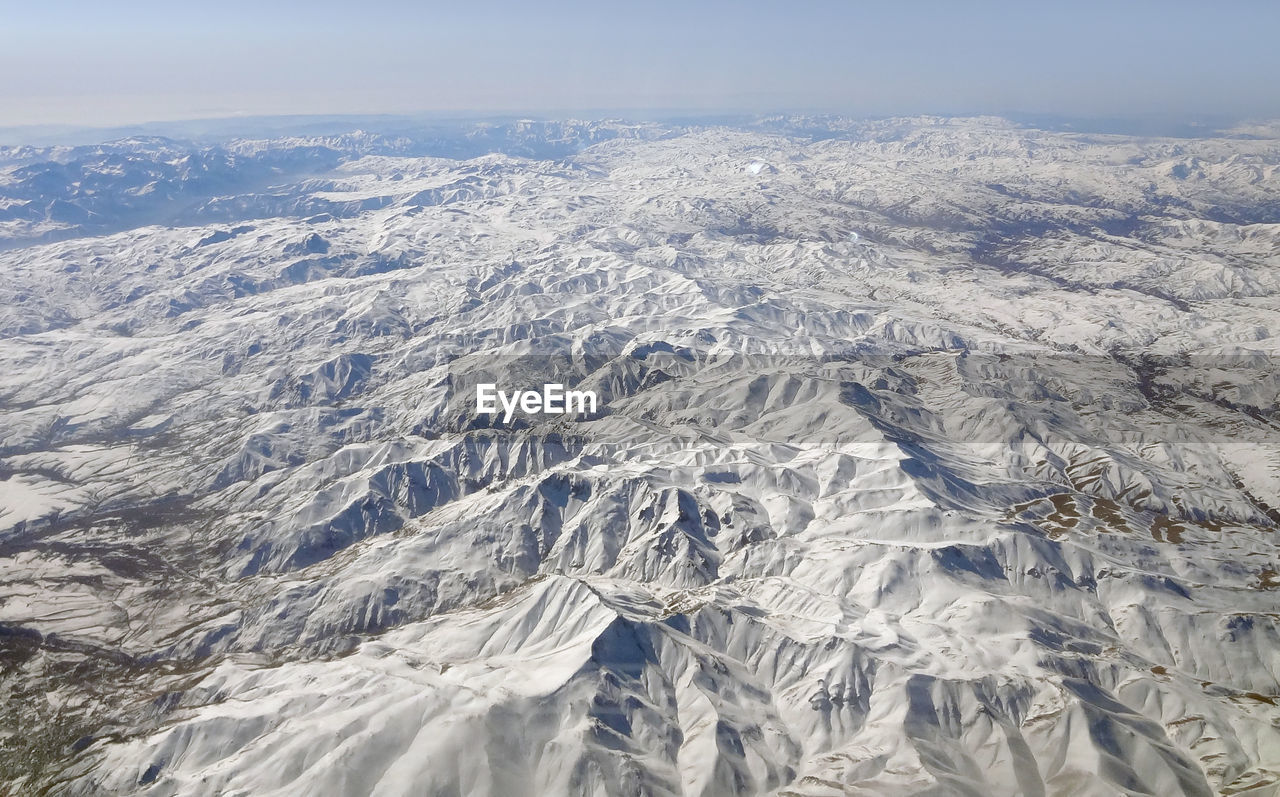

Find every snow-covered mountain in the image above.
[1,116,1278,796]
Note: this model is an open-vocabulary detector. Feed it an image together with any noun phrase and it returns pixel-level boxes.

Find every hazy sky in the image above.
[3,0,1278,127]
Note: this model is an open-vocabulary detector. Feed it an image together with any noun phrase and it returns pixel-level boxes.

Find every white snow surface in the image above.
[1,117,1279,796]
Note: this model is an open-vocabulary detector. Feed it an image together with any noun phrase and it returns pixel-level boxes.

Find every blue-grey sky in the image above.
[3,0,1278,127]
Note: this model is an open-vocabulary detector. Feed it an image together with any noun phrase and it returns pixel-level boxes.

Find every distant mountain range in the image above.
[1,115,1278,796]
